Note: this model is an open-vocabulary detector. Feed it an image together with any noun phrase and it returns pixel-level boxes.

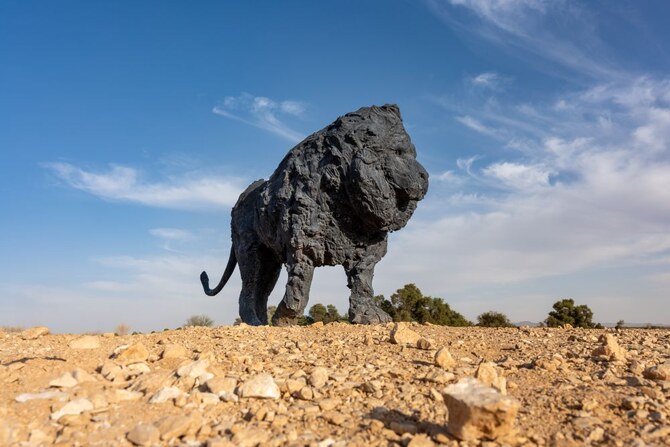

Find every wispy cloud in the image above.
[44,162,244,210]
[470,72,508,90]
[427,0,620,80]
[455,115,501,138]
[150,228,195,241]
[213,93,306,143]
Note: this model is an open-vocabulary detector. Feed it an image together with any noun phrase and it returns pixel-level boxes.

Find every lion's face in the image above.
[341,105,429,232]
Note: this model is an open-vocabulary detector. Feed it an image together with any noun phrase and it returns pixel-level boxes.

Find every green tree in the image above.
[267,305,277,324]
[383,283,471,326]
[185,314,214,327]
[324,304,341,323]
[308,303,328,322]
[545,299,598,328]
[373,294,396,320]
[477,311,515,327]
[615,319,625,329]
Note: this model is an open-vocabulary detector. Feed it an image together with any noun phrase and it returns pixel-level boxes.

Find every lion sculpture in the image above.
[201,104,429,326]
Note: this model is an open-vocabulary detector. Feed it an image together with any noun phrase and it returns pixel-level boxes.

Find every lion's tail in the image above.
[201,246,237,296]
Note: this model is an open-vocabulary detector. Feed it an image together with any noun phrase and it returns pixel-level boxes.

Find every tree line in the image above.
[229,284,602,328]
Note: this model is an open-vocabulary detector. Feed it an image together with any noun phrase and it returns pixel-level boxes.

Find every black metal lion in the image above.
[201,104,429,326]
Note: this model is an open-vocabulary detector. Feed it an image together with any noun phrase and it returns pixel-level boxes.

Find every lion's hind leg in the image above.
[253,246,282,325]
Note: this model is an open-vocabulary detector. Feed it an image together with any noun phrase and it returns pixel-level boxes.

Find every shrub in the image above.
[477,311,515,327]
[545,299,598,328]
[185,314,214,327]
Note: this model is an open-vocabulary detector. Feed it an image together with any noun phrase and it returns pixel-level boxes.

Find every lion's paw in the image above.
[349,306,392,325]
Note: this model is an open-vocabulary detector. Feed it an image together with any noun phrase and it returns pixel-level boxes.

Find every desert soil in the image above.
[1,323,669,446]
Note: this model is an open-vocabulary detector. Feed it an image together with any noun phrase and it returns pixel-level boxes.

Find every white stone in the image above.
[15,391,68,403]
[49,372,78,388]
[149,386,185,404]
[176,359,209,378]
[238,373,280,399]
[50,398,94,421]
[443,378,520,441]
[69,335,101,349]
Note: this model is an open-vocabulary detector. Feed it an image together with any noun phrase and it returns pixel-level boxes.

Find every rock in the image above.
[407,434,436,447]
[309,367,329,389]
[206,377,237,396]
[238,373,280,399]
[72,368,96,383]
[390,323,421,345]
[443,378,520,441]
[50,398,94,421]
[231,427,270,447]
[416,338,432,350]
[49,372,78,388]
[127,423,160,446]
[318,398,341,411]
[176,359,210,378]
[69,335,101,349]
[592,334,626,361]
[155,414,192,441]
[116,342,150,364]
[28,429,52,445]
[21,326,49,340]
[435,347,455,369]
[161,343,189,359]
[15,391,68,403]
[109,389,144,403]
[475,362,507,394]
[642,362,670,381]
[100,360,124,380]
[149,386,184,404]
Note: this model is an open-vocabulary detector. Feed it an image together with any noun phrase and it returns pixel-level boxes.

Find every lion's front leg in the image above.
[272,261,314,326]
[345,261,392,324]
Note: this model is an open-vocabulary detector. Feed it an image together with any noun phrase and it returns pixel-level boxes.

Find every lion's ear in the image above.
[382,104,401,118]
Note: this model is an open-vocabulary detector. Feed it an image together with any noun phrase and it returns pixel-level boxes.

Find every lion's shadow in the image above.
[364,405,454,442]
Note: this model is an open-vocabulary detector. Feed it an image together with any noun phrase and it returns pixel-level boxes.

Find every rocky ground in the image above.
[1,323,669,446]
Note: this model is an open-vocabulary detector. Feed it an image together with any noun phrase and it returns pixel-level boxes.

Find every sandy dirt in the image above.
[1,323,668,446]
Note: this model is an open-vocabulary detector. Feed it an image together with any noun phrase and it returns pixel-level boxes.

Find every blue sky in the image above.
[2,1,670,332]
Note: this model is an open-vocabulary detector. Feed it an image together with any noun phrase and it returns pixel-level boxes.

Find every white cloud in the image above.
[482,162,553,189]
[44,162,244,210]
[428,0,619,80]
[470,72,508,90]
[150,228,195,241]
[456,115,500,137]
[213,93,306,143]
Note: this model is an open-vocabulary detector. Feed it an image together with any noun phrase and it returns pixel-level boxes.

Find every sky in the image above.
[2,1,670,333]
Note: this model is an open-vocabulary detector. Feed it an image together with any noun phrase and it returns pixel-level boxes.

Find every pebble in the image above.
[155,414,192,441]
[443,378,520,441]
[238,373,280,399]
[231,427,270,447]
[50,398,94,421]
[161,343,189,359]
[149,386,184,404]
[116,342,150,364]
[127,423,160,446]
[390,323,421,345]
[21,326,49,340]
[176,359,210,378]
[475,362,506,394]
[642,362,670,381]
[435,347,455,369]
[416,338,433,350]
[309,367,329,389]
[15,391,68,403]
[206,377,237,396]
[69,335,101,349]
[49,372,78,388]
[592,334,627,361]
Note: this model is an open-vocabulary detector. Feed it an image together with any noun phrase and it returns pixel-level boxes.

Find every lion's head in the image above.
[333,105,429,232]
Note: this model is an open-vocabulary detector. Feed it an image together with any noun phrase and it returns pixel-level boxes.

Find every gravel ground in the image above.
[1,323,668,446]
